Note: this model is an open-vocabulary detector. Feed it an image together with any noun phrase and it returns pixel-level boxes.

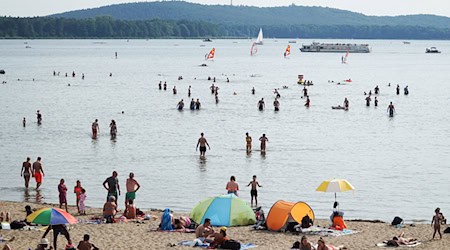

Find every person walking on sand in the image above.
[432,207,443,239]
[196,133,210,158]
[58,179,68,212]
[74,180,83,213]
[21,157,32,188]
[103,171,120,202]
[226,176,239,196]
[125,172,141,208]
[91,119,99,139]
[32,157,45,189]
[245,132,252,152]
[259,134,268,152]
[247,175,262,206]
[387,102,395,117]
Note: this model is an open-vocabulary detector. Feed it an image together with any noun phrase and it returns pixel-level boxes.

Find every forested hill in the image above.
[52,1,450,29]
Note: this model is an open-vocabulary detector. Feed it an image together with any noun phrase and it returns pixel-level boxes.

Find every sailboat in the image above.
[250,42,258,56]
[284,45,291,58]
[255,28,263,45]
[205,48,215,60]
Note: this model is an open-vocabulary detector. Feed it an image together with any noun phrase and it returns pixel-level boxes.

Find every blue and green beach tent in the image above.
[190,194,256,226]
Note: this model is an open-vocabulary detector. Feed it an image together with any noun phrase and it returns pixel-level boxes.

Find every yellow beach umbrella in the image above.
[316,179,355,202]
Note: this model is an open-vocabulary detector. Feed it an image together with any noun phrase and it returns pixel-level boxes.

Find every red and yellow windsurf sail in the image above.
[205,48,215,60]
[284,45,291,58]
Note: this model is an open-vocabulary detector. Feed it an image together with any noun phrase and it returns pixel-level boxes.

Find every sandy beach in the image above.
[0,200,448,249]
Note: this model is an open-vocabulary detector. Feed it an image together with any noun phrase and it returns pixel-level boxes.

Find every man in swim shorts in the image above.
[125,172,140,208]
[196,133,210,157]
[247,175,262,206]
[32,157,45,189]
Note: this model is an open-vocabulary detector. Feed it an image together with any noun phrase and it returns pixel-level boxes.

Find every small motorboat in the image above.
[426,47,441,53]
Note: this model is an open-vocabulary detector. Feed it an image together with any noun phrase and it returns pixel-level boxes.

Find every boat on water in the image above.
[403,41,411,44]
[203,38,212,42]
[288,40,297,44]
[426,47,441,53]
[300,42,370,53]
[255,28,263,45]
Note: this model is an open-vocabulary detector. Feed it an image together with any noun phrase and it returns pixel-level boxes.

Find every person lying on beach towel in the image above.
[291,236,313,250]
[317,237,347,250]
[383,232,419,247]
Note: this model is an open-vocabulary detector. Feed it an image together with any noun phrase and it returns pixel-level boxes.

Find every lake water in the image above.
[0,39,449,222]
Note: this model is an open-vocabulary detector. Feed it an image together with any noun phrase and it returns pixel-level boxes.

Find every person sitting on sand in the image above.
[103,196,118,223]
[195,218,214,242]
[159,208,174,231]
[210,227,230,248]
[77,234,99,250]
[124,199,136,219]
[35,238,52,250]
[292,236,312,250]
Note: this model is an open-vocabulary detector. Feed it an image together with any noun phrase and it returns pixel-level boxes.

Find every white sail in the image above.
[255,28,263,45]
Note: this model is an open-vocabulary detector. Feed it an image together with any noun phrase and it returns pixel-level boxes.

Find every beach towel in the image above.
[376,241,421,248]
[299,226,357,237]
[178,240,256,249]
[160,208,173,231]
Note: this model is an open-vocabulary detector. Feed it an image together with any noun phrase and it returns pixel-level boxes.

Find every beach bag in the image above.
[386,240,399,247]
[160,208,173,231]
[10,220,26,230]
[444,227,450,233]
[286,222,298,232]
[221,239,241,250]
[391,216,403,226]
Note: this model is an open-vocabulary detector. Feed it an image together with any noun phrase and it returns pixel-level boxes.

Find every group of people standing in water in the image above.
[91,119,117,139]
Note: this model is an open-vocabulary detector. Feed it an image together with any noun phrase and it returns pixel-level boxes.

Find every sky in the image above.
[1,0,450,18]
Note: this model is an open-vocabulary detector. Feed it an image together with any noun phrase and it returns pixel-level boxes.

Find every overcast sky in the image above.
[2,0,450,17]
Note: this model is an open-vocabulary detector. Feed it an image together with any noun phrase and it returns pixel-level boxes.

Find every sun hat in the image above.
[40,238,49,245]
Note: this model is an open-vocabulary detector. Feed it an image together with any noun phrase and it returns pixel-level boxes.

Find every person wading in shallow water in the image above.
[196,133,210,158]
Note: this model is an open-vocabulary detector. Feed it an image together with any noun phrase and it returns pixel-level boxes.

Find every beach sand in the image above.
[0,201,448,249]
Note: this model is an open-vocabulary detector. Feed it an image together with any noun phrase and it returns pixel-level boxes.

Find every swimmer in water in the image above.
[177,99,184,110]
[92,119,99,138]
[196,133,210,157]
[36,110,42,124]
[374,97,378,107]
[163,82,167,91]
[273,98,280,111]
[251,87,255,95]
[365,96,371,106]
[305,96,310,108]
[245,133,252,152]
[257,98,265,111]
[195,99,201,110]
[158,81,162,90]
[173,86,177,95]
[344,98,349,110]
[396,84,400,95]
[190,98,195,110]
[259,134,268,153]
[302,87,308,97]
[110,120,117,138]
[374,85,380,94]
[404,86,409,95]
[210,84,215,94]
[387,102,395,117]
[188,86,191,97]
[23,117,26,127]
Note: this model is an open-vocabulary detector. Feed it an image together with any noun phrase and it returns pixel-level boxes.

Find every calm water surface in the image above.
[0,39,449,222]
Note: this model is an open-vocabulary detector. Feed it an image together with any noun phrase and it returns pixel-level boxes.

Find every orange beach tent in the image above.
[266,200,315,231]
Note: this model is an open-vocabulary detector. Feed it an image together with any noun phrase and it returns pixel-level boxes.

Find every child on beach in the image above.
[58,179,68,212]
[247,175,262,207]
[79,188,86,215]
[432,207,443,239]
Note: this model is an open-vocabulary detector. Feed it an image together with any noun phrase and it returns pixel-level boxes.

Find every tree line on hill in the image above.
[1,16,450,39]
